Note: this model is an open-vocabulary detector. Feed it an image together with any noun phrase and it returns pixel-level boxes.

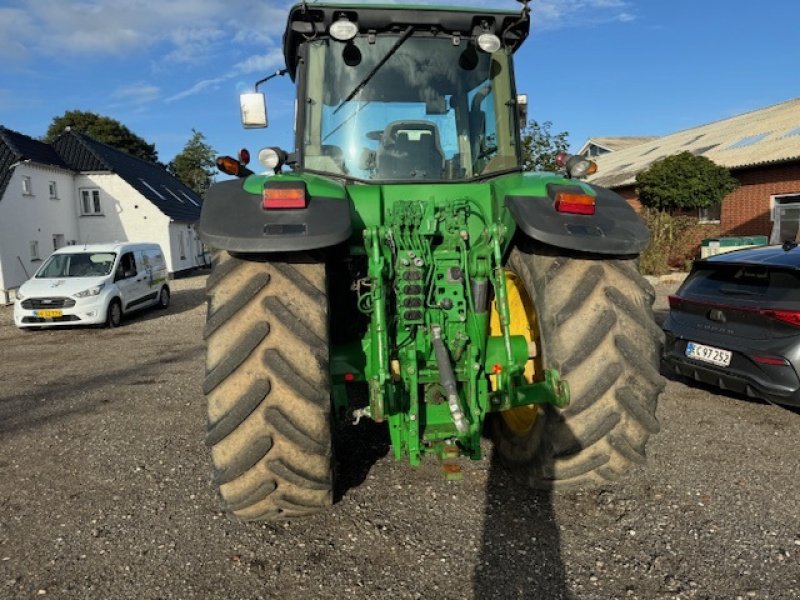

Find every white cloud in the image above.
[235,48,286,75]
[163,46,284,104]
[164,77,228,103]
[111,82,161,104]
[164,27,228,65]
[3,0,287,59]
[535,0,637,30]
[0,8,34,61]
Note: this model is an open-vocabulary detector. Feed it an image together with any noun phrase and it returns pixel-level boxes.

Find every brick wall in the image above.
[613,161,800,237]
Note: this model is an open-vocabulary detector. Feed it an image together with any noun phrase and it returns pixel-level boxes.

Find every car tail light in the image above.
[752,355,789,366]
[262,184,307,209]
[554,192,595,215]
[759,308,800,327]
[670,295,800,329]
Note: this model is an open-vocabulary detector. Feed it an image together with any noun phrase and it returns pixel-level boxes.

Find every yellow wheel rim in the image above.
[490,270,542,436]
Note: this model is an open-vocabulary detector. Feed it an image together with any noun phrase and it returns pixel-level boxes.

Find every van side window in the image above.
[118,252,137,278]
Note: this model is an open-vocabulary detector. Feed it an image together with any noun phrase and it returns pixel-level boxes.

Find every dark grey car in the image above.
[663,244,800,407]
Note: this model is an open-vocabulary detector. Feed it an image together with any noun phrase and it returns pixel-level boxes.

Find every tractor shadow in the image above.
[332,382,390,501]
[474,425,578,599]
[333,419,390,501]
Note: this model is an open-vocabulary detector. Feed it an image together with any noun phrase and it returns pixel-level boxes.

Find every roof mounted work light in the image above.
[477,33,501,53]
[330,16,358,41]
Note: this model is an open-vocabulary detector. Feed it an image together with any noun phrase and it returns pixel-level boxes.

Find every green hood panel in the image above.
[490,171,596,199]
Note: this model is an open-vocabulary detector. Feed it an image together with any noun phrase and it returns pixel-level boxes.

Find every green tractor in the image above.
[199,0,664,521]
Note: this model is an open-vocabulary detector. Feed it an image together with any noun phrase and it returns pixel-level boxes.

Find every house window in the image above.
[698,203,721,224]
[49,181,58,199]
[22,176,32,195]
[52,234,65,251]
[30,240,40,260]
[179,231,186,260]
[80,189,102,215]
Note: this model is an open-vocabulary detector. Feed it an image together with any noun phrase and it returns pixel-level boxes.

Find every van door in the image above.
[135,249,163,307]
[115,251,149,311]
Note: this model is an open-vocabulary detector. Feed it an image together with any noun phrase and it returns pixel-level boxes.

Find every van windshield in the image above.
[36,253,117,278]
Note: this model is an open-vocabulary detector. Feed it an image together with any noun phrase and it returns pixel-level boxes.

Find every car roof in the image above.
[699,244,800,269]
[52,242,160,254]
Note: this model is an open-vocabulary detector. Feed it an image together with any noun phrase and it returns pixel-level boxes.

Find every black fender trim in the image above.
[199,179,352,252]
[506,183,649,255]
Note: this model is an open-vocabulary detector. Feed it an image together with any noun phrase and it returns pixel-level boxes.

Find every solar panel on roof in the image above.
[782,127,800,139]
[726,132,770,149]
[692,144,720,155]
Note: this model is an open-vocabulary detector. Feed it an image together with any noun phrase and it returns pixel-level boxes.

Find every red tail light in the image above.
[669,295,800,328]
[668,295,683,309]
[759,309,800,327]
[554,192,596,215]
[262,184,307,209]
[752,355,789,366]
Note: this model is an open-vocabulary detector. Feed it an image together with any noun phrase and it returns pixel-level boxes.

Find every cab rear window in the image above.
[681,263,800,303]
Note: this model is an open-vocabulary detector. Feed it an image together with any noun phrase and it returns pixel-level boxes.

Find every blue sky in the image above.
[1,0,798,166]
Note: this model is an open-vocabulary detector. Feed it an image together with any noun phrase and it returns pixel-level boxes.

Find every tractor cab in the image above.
[244,2,530,182]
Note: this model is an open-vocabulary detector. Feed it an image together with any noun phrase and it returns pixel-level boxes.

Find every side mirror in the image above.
[240,93,268,129]
[516,94,528,128]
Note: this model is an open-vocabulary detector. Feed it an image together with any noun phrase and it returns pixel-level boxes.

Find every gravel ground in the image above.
[0,273,798,600]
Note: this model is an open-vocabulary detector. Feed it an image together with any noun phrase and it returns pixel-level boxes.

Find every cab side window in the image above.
[117,252,137,279]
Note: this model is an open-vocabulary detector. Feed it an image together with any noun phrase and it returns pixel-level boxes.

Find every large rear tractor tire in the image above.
[492,241,665,488]
[204,251,333,520]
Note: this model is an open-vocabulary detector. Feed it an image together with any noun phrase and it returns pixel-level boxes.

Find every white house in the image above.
[0,127,206,303]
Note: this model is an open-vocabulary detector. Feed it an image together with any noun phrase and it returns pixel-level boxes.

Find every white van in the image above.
[14,242,170,329]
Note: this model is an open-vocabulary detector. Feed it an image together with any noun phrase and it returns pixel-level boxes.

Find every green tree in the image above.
[520,119,570,172]
[167,129,216,197]
[46,110,159,163]
[636,151,739,212]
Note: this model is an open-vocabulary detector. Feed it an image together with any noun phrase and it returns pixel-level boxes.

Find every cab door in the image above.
[115,251,149,311]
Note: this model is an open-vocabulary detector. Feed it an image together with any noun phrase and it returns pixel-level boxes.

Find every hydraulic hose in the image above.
[431,325,468,433]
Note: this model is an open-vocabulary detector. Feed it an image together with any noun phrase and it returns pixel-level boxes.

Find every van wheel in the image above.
[204,251,333,521]
[106,299,122,328]
[158,286,171,309]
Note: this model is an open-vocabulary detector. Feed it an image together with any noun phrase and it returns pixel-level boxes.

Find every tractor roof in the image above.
[282,2,530,79]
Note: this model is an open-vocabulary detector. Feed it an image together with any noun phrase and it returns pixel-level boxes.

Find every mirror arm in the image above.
[255,69,288,92]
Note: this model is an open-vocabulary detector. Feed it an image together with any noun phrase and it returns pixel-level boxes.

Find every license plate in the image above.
[35,309,63,319]
[685,341,732,367]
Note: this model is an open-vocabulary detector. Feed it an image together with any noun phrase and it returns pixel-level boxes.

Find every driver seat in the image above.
[375,120,444,180]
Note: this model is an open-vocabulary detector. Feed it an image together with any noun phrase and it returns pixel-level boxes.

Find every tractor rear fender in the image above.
[198,178,352,253]
[506,183,649,255]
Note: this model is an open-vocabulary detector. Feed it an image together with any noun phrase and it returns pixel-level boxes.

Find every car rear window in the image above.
[681,263,800,303]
